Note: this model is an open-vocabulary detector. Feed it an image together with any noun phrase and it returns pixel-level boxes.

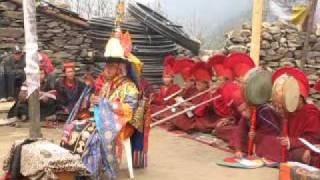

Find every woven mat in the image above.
[159,125,232,153]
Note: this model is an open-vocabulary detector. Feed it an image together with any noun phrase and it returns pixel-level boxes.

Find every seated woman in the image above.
[7,65,57,121]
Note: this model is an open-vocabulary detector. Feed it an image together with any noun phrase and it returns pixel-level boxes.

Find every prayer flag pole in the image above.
[23,0,42,138]
[248,0,263,157]
[250,0,264,66]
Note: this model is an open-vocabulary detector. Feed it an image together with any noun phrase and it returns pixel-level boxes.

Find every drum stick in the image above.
[151,95,221,128]
[248,107,257,156]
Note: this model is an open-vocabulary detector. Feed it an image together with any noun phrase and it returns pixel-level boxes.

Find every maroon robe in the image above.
[214,108,242,142]
[182,87,197,99]
[172,91,218,133]
[211,86,237,142]
[229,104,282,161]
[151,84,180,121]
[309,153,320,168]
[286,104,320,162]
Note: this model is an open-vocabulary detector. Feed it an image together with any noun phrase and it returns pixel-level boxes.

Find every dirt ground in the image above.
[0,125,278,180]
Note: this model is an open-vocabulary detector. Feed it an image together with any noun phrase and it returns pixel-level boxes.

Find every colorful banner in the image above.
[23,0,40,96]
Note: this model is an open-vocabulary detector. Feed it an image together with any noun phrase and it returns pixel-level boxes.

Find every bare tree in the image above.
[53,0,115,18]
[177,13,206,46]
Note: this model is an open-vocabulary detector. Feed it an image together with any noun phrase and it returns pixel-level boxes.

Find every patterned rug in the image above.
[159,125,232,153]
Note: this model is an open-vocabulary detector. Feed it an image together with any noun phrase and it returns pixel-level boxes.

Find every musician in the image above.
[151,55,180,120]
[207,54,233,85]
[211,82,242,142]
[173,58,197,99]
[152,55,180,105]
[271,67,320,163]
[171,61,217,133]
[229,98,282,162]
[226,52,255,83]
[213,53,255,141]
[55,61,85,120]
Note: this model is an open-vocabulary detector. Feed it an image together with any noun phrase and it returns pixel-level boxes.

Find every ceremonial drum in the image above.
[272,74,300,113]
[243,68,273,105]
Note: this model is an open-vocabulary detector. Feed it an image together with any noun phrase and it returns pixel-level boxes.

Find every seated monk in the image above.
[173,58,197,99]
[151,55,180,120]
[171,61,217,133]
[212,53,255,142]
[229,101,282,161]
[212,82,243,142]
[270,67,320,163]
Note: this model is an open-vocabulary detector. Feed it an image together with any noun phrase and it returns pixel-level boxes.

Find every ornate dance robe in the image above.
[82,76,139,179]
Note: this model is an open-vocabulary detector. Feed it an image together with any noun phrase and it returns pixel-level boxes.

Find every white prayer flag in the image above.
[23,0,40,96]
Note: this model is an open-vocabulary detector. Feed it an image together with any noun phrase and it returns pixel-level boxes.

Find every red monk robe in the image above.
[151,55,181,120]
[175,58,197,99]
[213,82,243,142]
[286,103,320,162]
[172,89,217,132]
[229,103,282,161]
[304,80,320,168]
[213,53,255,142]
[267,67,320,163]
[171,61,218,133]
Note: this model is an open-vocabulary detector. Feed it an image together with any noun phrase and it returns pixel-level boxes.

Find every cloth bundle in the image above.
[4,139,89,180]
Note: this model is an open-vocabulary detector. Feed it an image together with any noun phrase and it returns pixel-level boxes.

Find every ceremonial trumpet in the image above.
[163,88,184,101]
[150,94,222,128]
[151,86,216,118]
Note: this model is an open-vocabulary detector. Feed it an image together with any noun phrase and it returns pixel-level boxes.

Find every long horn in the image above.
[163,88,184,101]
[150,95,222,128]
[151,86,216,118]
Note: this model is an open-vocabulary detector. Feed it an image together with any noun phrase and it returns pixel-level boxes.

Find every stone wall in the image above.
[224,21,320,106]
[0,0,93,70]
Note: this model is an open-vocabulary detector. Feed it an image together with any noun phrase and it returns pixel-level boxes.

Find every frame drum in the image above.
[272,74,300,113]
[243,68,273,105]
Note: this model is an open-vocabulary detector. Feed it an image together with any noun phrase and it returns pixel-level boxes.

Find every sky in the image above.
[63,0,254,48]
[134,0,253,30]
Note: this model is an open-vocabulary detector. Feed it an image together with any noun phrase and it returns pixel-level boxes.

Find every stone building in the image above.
[0,0,92,70]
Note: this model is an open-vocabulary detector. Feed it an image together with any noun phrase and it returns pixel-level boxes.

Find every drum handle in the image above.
[281,119,289,162]
[248,107,257,156]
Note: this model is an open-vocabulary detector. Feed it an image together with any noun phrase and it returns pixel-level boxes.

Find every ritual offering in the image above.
[216,157,265,169]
